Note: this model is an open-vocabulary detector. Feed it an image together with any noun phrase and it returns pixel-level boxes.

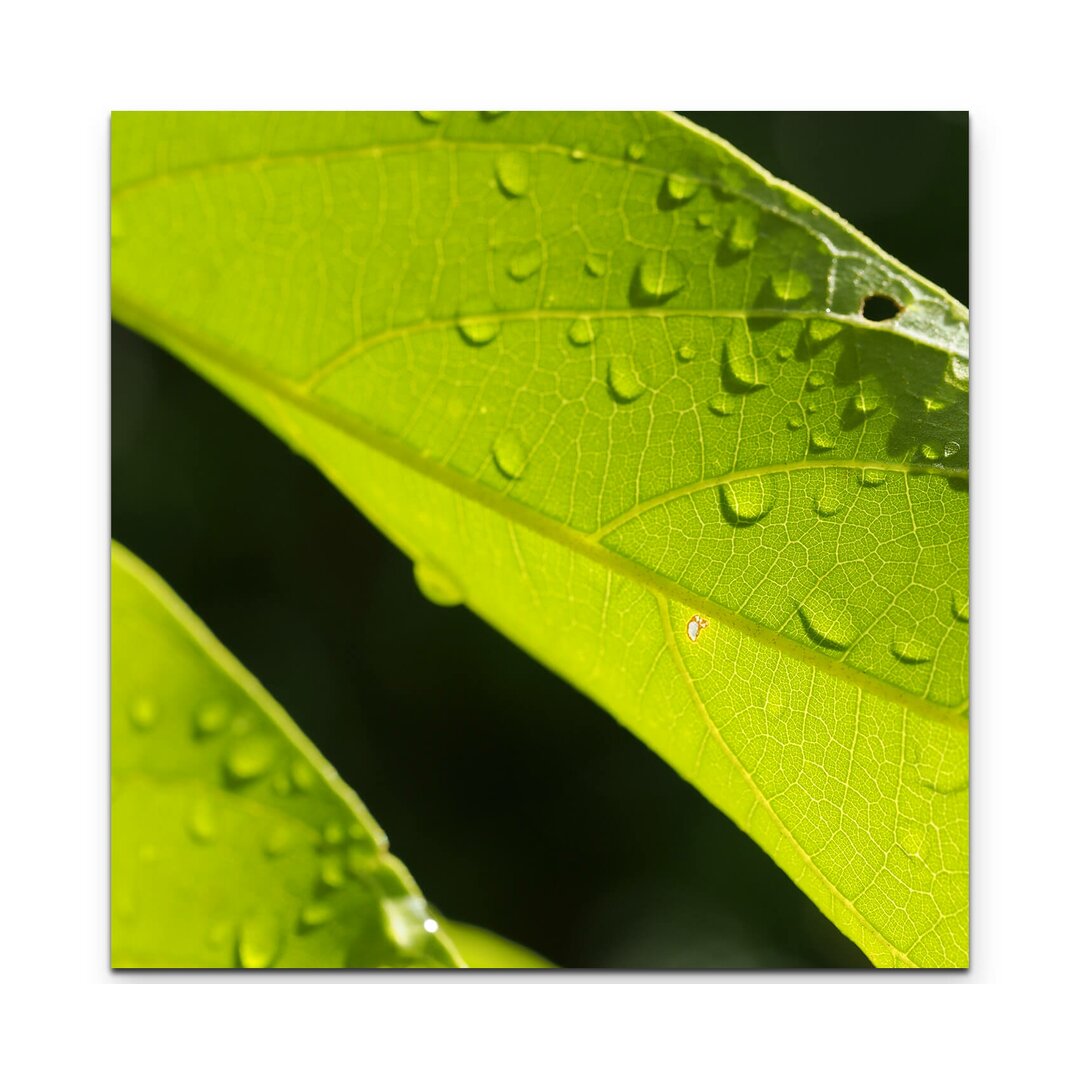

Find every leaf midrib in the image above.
[113,290,968,735]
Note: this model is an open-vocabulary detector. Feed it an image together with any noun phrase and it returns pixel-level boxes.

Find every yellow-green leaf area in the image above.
[111,542,463,969]
[112,111,969,967]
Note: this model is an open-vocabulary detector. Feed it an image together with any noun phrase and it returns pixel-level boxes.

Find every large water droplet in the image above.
[584,253,608,278]
[807,318,843,343]
[798,597,857,650]
[676,344,696,362]
[708,394,735,416]
[299,902,333,930]
[416,111,445,124]
[891,637,934,664]
[508,245,543,281]
[495,152,529,198]
[225,735,275,783]
[770,269,811,302]
[848,385,880,419]
[726,215,757,254]
[568,318,596,346]
[695,212,714,230]
[625,142,646,162]
[919,441,944,462]
[413,559,465,607]
[237,912,281,969]
[130,696,157,731]
[569,143,587,162]
[809,428,837,452]
[194,701,230,738]
[381,895,436,951]
[860,468,888,487]
[952,592,969,623]
[723,340,770,392]
[663,173,700,204]
[636,251,687,303]
[813,480,848,518]
[457,317,500,346]
[806,372,827,390]
[607,354,646,403]
[719,477,775,524]
[187,796,218,844]
[492,431,527,479]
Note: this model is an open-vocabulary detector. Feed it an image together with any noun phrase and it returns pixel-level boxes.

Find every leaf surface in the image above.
[111,541,464,968]
[112,111,969,967]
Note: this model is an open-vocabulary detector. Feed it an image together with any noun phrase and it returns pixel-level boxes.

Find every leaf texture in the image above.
[111,542,464,968]
[111,111,969,967]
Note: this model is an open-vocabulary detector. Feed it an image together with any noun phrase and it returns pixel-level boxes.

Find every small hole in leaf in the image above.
[861,294,902,322]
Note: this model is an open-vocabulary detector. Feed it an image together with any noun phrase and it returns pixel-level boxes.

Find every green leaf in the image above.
[111,541,464,968]
[444,922,555,969]
[111,112,968,967]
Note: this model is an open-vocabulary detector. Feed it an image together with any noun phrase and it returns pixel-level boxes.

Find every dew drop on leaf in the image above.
[625,141,646,162]
[636,250,687,303]
[719,477,775,524]
[676,343,696,362]
[809,428,837,452]
[584,253,607,278]
[663,173,700,204]
[508,245,543,281]
[492,430,528,479]
[568,318,596,346]
[726,215,757,254]
[380,896,435,951]
[920,441,944,462]
[130,696,157,731]
[569,143,587,162]
[321,854,346,889]
[194,700,231,737]
[457,318,500,346]
[807,318,843,343]
[290,759,316,792]
[708,394,735,417]
[806,371,827,390]
[849,386,880,419]
[413,559,465,607]
[322,822,345,847]
[607,354,646,403]
[416,111,445,124]
[798,597,857,650]
[770,269,812,301]
[695,212,714,230]
[860,468,888,487]
[187,795,218,844]
[952,592,970,623]
[891,637,933,664]
[724,340,770,392]
[237,912,281,969]
[225,735,275,783]
[299,902,333,930]
[495,152,529,198]
[263,825,293,858]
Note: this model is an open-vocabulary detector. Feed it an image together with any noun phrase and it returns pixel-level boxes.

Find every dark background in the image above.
[112,112,967,968]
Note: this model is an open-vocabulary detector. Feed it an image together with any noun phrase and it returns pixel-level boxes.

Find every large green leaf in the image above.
[112,541,464,968]
[111,111,969,967]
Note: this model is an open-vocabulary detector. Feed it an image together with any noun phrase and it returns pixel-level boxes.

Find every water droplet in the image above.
[943,440,961,458]
[809,428,837,452]
[130,696,157,731]
[663,173,700,203]
[321,854,346,890]
[507,245,543,281]
[719,477,775,524]
[480,110,508,120]
[457,317,500,346]
[225,735,275,783]
[413,559,465,607]
[568,318,596,346]
[416,111,445,124]
[676,344,696,362]
[726,214,757,253]
[807,318,843,343]
[899,829,924,858]
[708,394,735,416]
[686,615,708,643]
[798,597,857,650]
[860,469,888,487]
[849,386,880,418]
[952,592,969,622]
[423,917,439,933]
[495,152,529,198]
[263,825,293,858]
[626,141,646,162]
[323,822,345,847]
[923,397,948,413]
[290,759,316,792]
[584,253,608,278]
[770,269,811,302]
[492,430,527,478]
[194,701,230,738]
[777,346,794,362]
[920,441,944,462]
[299,902,333,930]
[187,796,218,844]
[345,841,379,878]
[724,340,770,392]
[806,371,827,390]
[813,487,846,518]
[237,912,281,969]
[695,213,714,229]
[949,355,970,387]
[786,414,803,430]
[636,251,687,303]
[784,190,814,213]
[607,354,646,403]
[380,895,433,951]
[569,143,587,162]
[891,636,933,664]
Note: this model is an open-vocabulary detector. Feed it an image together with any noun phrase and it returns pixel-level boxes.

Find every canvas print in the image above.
[111,111,969,969]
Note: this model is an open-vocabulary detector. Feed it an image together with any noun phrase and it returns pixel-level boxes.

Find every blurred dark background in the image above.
[112,112,967,968]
